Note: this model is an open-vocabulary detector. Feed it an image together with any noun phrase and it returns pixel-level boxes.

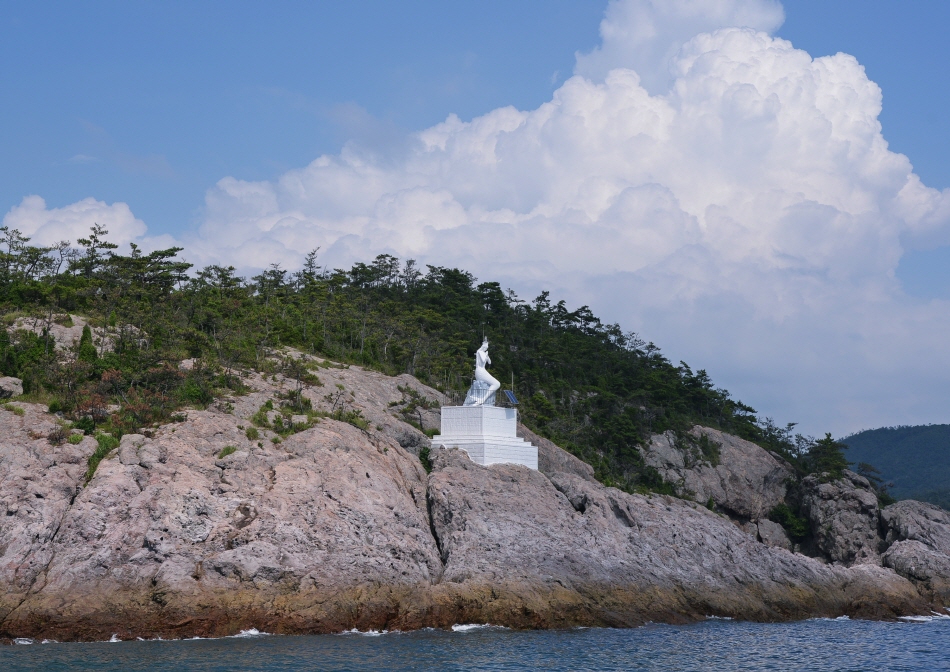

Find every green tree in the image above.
[808,433,849,482]
[77,325,98,364]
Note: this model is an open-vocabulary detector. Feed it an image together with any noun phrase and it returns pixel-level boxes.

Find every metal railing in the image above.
[462,381,496,407]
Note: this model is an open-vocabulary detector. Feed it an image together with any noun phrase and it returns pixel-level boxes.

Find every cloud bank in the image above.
[2,195,147,247]
[6,0,950,435]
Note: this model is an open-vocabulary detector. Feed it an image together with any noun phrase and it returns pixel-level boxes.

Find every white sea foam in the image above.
[108,634,121,643]
[899,612,950,623]
[13,638,33,645]
[705,616,734,620]
[451,623,505,632]
[229,628,270,638]
[808,616,852,622]
[337,628,390,636]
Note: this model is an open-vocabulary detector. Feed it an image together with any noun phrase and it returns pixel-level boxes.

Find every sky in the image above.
[3,0,950,437]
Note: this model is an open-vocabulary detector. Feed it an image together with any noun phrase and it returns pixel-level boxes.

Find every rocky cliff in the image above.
[0,358,947,642]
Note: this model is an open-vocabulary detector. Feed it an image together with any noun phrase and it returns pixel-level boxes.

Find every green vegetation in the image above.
[808,433,850,483]
[2,403,24,416]
[217,445,237,459]
[77,324,97,364]
[843,425,950,508]
[330,408,369,431]
[419,445,433,474]
[0,224,863,495]
[85,433,119,482]
[245,426,259,441]
[67,432,84,445]
[768,503,810,543]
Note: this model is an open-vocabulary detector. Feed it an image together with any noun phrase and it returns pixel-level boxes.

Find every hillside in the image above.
[1,223,949,637]
[0,224,825,494]
[843,425,950,509]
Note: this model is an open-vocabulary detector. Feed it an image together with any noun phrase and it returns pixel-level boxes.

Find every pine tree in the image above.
[808,433,849,482]
[77,325,98,364]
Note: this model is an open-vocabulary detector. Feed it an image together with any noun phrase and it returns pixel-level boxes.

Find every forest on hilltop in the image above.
[0,224,856,494]
[844,425,950,510]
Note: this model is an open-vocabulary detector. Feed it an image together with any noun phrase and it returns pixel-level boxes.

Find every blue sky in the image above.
[0,1,602,235]
[4,2,949,233]
[3,0,950,435]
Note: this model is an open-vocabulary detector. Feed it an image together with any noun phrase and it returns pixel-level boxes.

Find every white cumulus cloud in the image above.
[2,195,147,247]
[13,0,950,435]
[575,0,785,93]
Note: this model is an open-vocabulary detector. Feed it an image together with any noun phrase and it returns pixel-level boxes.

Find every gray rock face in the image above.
[880,501,950,601]
[0,360,943,641]
[426,448,922,624]
[800,470,883,565]
[0,403,97,622]
[757,519,792,551]
[8,314,141,355]
[640,426,793,520]
[1,397,441,640]
[517,424,598,483]
[0,377,23,399]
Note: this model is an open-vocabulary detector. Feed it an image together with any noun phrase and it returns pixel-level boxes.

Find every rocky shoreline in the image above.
[0,361,947,642]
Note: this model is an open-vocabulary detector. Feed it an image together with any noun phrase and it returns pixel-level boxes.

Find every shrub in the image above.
[47,427,70,446]
[217,445,237,459]
[67,433,84,445]
[251,405,271,428]
[72,416,96,434]
[330,408,369,430]
[419,445,433,473]
[245,426,260,440]
[697,433,721,466]
[77,325,98,364]
[180,375,214,407]
[769,502,810,543]
[86,433,120,482]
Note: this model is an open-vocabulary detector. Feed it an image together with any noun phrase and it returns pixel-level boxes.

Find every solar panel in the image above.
[503,390,518,405]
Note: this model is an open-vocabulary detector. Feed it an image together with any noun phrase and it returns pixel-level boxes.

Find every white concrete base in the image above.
[431,405,538,470]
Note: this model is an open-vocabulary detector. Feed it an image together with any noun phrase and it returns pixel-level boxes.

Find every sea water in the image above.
[2,616,949,671]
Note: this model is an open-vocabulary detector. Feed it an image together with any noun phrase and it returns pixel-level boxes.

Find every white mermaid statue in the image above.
[466,338,501,406]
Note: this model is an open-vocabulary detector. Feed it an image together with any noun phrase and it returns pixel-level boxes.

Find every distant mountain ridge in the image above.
[842,424,950,509]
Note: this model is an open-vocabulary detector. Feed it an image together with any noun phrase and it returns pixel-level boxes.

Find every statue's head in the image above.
[482,337,489,346]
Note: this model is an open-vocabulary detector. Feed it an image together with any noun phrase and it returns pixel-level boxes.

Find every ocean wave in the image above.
[899,612,950,623]
[338,628,389,636]
[807,616,852,622]
[228,628,271,638]
[451,623,507,632]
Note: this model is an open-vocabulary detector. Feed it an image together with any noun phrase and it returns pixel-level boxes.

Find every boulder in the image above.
[880,500,950,601]
[518,423,598,483]
[118,434,147,465]
[0,377,23,399]
[640,426,793,520]
[800,470,883,565]
[882,541,950,603]
[757,519,792,551]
